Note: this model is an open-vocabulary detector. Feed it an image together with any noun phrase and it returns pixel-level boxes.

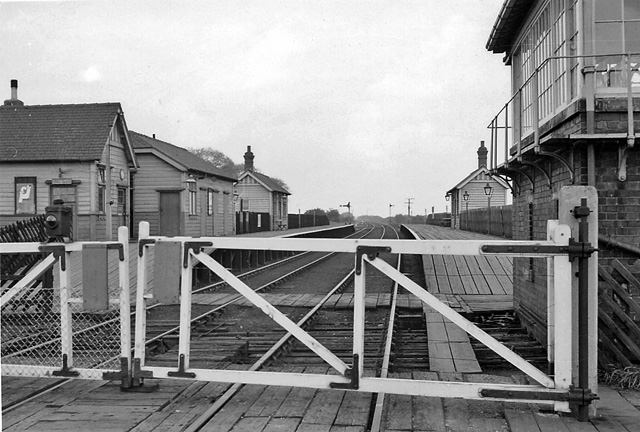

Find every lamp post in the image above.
[484,183,493,235]
[444,192,451,226]
[389,204,394,223]
[463,191,469,231]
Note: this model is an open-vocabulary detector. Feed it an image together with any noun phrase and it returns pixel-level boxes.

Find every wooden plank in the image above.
[596,385,640,432]
[301,389,345,425]
[333,390,371,427]
[263,417,302,432]
[532,411,571,432]
[245,384,292,417]
[412,371,446,432]
[226,416,270,431]
[422,254,436,275]
[467,418,509,432]
[383,372,413,431]
[435,274,452,294]
[504,409,543,432]
[448,274,466,294]
[460,274,479,295]
[453,255,471,276]
[439,372,469,431]
[205,384,267,430]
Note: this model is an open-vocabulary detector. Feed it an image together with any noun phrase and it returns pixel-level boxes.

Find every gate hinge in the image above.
[184,242,213,268]
[356,246,391,275]
[39,244,66,271]
[330,354,360,390]
[52,354,79,377]
[567,238,597,262]
[568,385,599,405]
[168,354,196,378]
[480,386,599,404]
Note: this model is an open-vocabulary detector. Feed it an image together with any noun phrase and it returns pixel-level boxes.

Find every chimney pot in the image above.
[4,79,24,107]
[477,140,488,169]
[244,146,255,172]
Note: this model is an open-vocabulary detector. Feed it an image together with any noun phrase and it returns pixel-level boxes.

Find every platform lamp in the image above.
[444,192,451,227]
[463,191,469,231]
[389,204,394,221]
[484,183,493,235]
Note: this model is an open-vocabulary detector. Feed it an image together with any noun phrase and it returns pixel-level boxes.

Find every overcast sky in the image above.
[1,0,510,218]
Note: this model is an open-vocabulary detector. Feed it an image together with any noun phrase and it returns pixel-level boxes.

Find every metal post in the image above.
[574,198,594,422]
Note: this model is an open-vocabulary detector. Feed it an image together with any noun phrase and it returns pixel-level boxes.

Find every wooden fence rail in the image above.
[1,214,49,288]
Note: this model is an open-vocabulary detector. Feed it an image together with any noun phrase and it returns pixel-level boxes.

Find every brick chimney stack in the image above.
[244,146,255,171]
[3,79,24,107]
[477,140,488,168]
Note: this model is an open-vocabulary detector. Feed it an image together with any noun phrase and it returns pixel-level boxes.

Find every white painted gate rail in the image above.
[133,215,595,415]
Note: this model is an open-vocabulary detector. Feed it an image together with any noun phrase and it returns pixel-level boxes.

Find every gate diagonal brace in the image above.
[39,244,66,271]
[356,246,391,275]
[330,354,360,390]
[183,241,213,268]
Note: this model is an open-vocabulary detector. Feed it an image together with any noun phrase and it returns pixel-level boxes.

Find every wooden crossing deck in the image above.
[3,372,639,431]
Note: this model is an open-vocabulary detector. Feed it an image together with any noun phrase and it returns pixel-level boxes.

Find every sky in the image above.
[0,0,510,218]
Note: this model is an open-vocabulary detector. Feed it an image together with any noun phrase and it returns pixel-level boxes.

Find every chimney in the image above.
[244,146,254,171]
[477,140,488,168]
[3,79,24,107]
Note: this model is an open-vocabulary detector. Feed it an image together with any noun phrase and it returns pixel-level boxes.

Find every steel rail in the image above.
[370,224,403,432]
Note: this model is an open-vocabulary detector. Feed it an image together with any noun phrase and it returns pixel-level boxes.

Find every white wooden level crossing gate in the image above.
[0,186,599,421]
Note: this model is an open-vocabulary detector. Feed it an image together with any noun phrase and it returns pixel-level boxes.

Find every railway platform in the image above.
[2,224,640,431]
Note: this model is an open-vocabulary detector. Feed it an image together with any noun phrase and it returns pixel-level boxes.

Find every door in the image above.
[159,191,181,236]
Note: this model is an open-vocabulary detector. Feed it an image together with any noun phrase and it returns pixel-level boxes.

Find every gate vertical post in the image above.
[546,220,558,368]
[353,252,366,375]
[59,246,73,368]
[558,186,598,418]
[178,242,194,370]
[118,227,132,368]
[134,222,150,368]
[551,222,572,413]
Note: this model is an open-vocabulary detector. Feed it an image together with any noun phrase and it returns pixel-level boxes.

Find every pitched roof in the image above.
[129,131,237,182]
[240,170,291,195]
[446,166,510,194]
[0,103,127,162]
[486,0,535,54]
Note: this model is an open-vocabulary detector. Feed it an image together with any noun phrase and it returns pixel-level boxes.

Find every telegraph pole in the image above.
[405,198,414,217]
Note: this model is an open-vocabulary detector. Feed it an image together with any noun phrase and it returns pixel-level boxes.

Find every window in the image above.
[97,167,106,213]
[594,0,640,89]
[188,180,197,215]
[207,189,214,216]
[15,177,36,214]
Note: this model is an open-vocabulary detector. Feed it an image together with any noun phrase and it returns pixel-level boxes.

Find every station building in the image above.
[0,80,139,241]
[446,141,510,230]
[485,0,640,343]
[235,146,291,231]
[129,132,237,237]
